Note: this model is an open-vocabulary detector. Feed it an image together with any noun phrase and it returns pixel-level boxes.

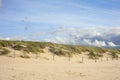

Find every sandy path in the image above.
[0,56,120,80]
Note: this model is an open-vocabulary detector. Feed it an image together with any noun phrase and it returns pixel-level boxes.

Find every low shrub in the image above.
[88,51,103,59]
[111,52,118,58]
[0,48,10,55]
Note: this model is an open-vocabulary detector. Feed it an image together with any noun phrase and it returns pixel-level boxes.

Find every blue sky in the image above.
[0,0,120,47]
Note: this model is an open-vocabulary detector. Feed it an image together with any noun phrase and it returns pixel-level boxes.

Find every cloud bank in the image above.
[42,27,120,47]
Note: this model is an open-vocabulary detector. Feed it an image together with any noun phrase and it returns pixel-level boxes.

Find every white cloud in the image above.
[83,39,107,47]
[108,42,117,47]
[93,40,107,47]
[84,39,117,47]
[54,37,66,43]
[83,39,92,45]
[1,36,28,41]
[5,37,10,40]
[45,37,67,44]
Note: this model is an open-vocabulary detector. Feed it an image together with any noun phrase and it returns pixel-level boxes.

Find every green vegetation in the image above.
[0,40,44,53]
[49,46,71,56]
[110,52,118,58]
[0,40,120,58]
[88,52,103,59]
[0,48,10,55]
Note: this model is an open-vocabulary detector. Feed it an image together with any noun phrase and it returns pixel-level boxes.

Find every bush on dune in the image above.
[110,52,118,58]
[88,51,103,59]
[0,48,10,55]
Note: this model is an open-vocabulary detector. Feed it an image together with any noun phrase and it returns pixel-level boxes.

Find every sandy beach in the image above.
[1,0,120,80]
[0,54,120,80]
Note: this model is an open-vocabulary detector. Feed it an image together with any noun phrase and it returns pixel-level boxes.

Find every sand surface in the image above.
[0,55,120,80]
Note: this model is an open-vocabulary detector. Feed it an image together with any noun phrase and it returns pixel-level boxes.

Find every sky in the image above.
[0,0,120,47]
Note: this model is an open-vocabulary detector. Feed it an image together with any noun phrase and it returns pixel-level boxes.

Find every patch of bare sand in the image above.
[0,52,120,80]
